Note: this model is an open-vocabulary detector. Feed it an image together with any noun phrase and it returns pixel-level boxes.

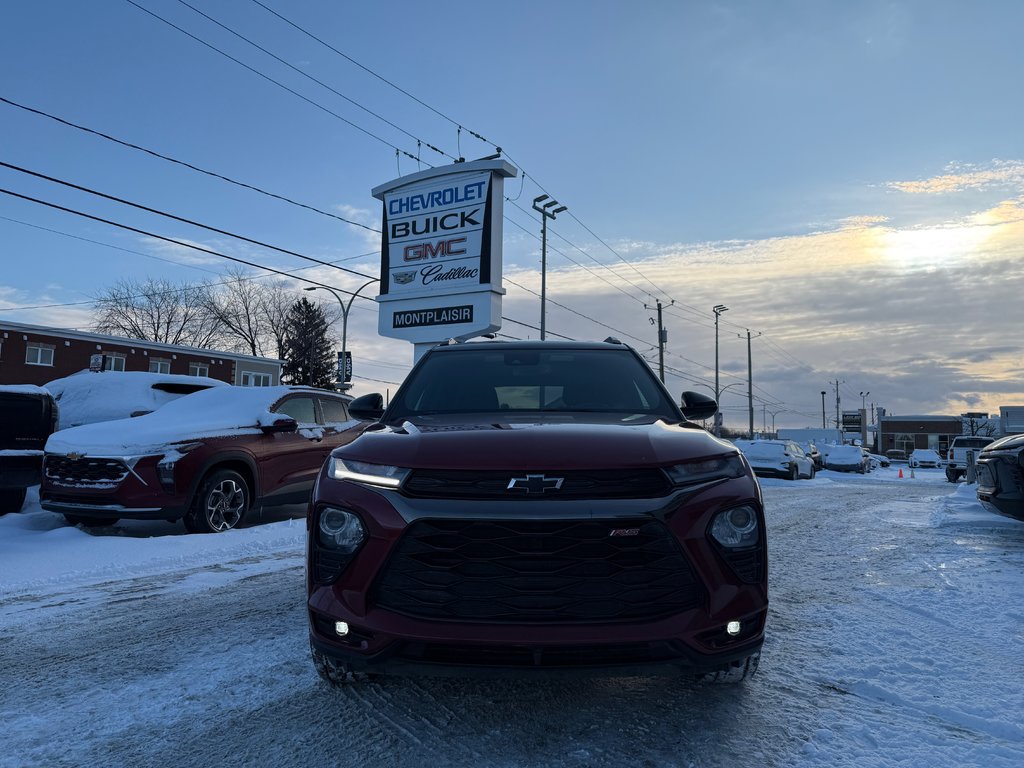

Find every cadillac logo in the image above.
[507,474,564,494]
[393,270,417,285]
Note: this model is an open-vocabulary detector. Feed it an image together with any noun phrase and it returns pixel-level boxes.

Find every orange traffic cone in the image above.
[898,468,904,478]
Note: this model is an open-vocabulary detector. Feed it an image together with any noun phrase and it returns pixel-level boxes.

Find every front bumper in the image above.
[307,472,768,678]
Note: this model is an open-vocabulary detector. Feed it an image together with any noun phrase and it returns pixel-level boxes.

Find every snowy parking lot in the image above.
[2,468,1023,768]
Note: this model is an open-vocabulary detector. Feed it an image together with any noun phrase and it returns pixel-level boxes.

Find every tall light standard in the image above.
[532,194,567,340]
[860,391,870,410]
[304,279,378,389]
[712,305,729,436]
[820,390,827,429]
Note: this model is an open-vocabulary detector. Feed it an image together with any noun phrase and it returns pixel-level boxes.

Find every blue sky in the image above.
[2,0,1023,428]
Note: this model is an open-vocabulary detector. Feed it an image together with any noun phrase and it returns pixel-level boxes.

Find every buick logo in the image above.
[66,452,86,460]
[507,474,564,494]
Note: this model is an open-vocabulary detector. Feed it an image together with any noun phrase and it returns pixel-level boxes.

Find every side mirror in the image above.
[680,391,718,422]
[261,417,298,434]
[349,392,385,421]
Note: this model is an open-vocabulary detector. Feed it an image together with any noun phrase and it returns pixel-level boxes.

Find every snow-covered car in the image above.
[976,434,1024,521]
[0,385,58,514]
[908,449,942,469]
[40,386,366,532]
[735,439,815,480]
[798,442,823,469]
[822,444,868,473]
[867,452,890,469]
[45,370,227,430]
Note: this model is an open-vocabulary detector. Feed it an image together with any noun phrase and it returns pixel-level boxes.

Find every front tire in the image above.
[788,465,798,481]
[184,469,249,533]
[311,642,379,686]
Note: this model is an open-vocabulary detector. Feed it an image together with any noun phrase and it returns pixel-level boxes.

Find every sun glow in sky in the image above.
[1,0,1023,428]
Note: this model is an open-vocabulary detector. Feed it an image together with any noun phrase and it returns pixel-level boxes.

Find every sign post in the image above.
[372,159,517,362]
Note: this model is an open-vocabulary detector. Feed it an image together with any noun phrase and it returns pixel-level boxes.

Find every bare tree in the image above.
[93,277,223,348]
[207,268,277,357]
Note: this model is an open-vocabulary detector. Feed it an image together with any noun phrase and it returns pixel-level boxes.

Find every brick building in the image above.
[0,320,282,387]
[878,415,963,458]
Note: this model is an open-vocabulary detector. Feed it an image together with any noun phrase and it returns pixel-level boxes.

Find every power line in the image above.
[0,187,376,300]
[0,96,381,233]
[173,0,454,162]
[121,0,424,164]
[246,0,497,153]
[0,160,376,280]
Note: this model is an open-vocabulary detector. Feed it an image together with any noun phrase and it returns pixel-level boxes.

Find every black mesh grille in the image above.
[45,455,128,485]
[373,517,705,623]
[403,469,671,499]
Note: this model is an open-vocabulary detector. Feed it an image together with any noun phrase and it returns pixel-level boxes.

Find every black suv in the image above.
[307,340,767,682]
[0,385,58,514]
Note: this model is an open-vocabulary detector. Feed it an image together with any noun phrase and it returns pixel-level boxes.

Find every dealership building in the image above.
[0,320,282,387]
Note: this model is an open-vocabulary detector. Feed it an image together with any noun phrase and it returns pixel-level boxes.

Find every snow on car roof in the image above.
[45,385,304,456]
[0,384,51,395]
[45,370,228,430]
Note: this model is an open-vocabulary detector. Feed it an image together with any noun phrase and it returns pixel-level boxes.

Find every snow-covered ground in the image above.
[2,470,1022,767]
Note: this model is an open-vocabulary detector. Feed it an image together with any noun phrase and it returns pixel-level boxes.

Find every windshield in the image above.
[385,347,681,423]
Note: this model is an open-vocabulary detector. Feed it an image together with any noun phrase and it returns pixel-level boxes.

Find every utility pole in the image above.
[832,379,844,443]
[712,304,728,436]
[646,300,673,383]
[532,195,567,340]
[743,329,760,439]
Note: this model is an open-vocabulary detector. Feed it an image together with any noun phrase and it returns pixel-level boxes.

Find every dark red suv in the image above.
[307,340,767,682]
[41,386,365,532]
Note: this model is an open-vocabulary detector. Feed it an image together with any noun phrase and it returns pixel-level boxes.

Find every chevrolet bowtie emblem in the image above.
[507,474,564,494]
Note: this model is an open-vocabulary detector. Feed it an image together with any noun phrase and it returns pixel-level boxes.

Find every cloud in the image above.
[887,160,1024,195]
[335,203,382,253]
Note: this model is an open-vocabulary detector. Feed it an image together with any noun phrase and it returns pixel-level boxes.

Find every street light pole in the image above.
[820,390,827,429]
[712,304,728,436]
[860,391,870,410]
[532,195,567,340]
[304,279,378,389]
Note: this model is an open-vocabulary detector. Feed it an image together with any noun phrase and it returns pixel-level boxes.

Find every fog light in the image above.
[726,620,742,636]
[334,621,349,637]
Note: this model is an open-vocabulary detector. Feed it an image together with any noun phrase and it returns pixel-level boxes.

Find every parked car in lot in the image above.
[867,452,890,469]
[735,439,815,480]
[945,435,996,482]
[976,434,1024,521]
[45,370,227,430]
[799,442,823,469]
[41,386,364,532]
[308,340,767,683]
[908,449,943,469]
[885,449,907,463]
[822,444,869,473]
[0,385,58,514]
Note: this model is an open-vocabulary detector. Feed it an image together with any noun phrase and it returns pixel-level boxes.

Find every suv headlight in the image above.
[709,505,760,548]
[318,507,366,553]
[156,443,203,491]
[664,454,745,486]
[328,457,410,488]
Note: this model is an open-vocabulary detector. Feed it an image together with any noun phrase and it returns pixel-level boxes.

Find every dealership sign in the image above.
[372,159,517,358]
